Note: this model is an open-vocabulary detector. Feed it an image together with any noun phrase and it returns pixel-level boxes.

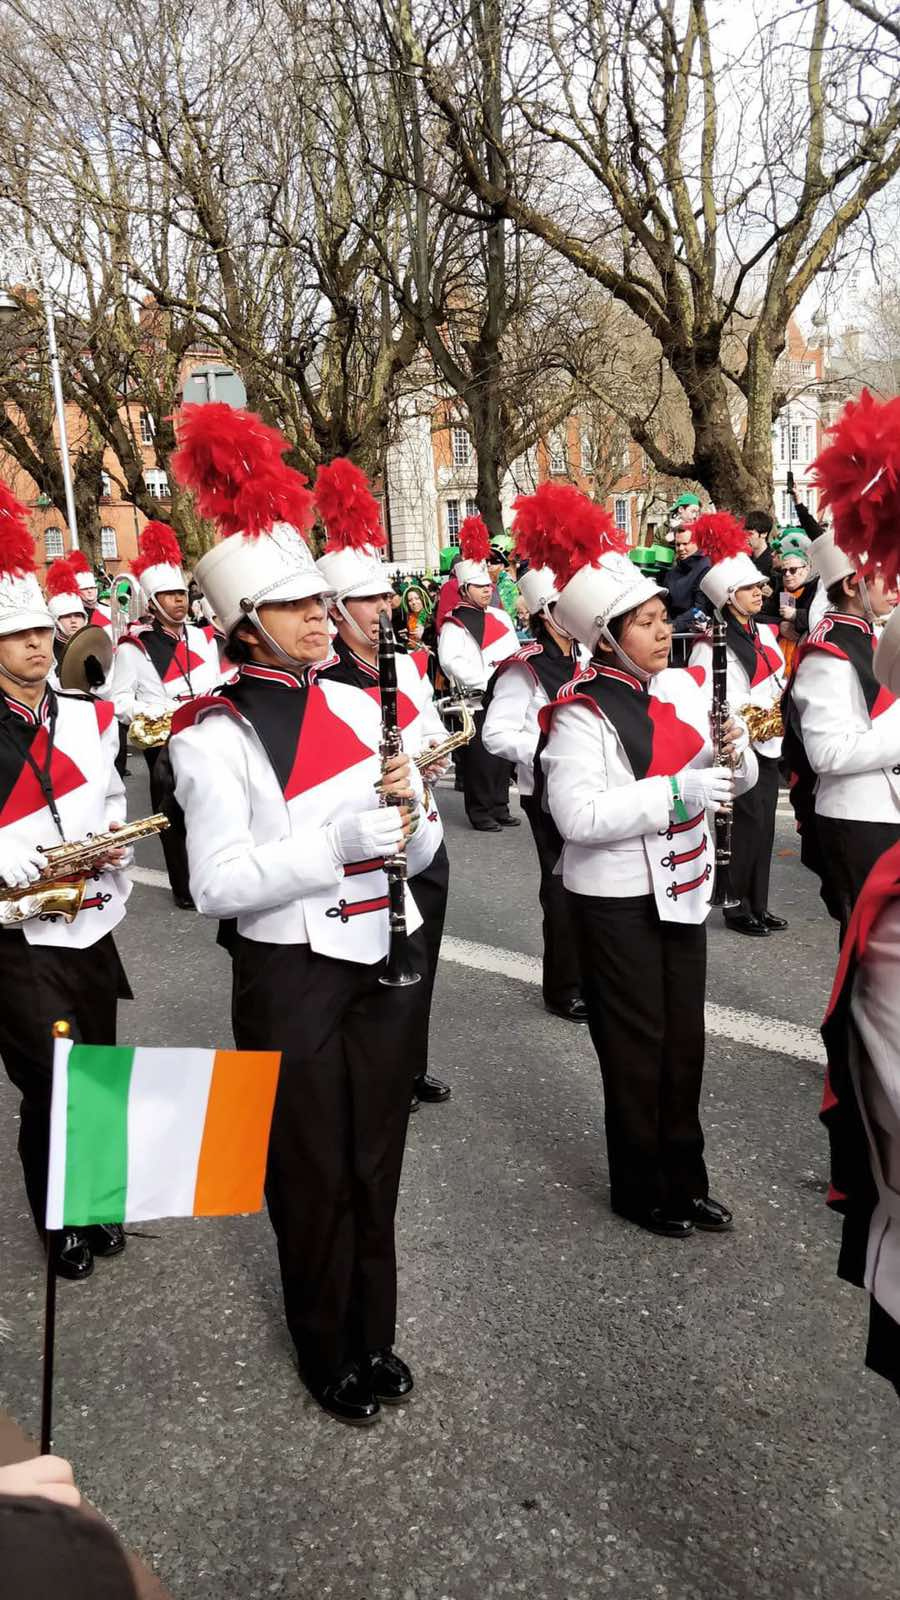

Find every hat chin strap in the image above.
[240,602,317,671]
[544,602,573,641]
[857,575,879,628]
[335,596,373,650]
[598,622,651,684]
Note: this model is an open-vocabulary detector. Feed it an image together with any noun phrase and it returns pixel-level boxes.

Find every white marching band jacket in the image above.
[689,619,785,762]
[107,621,221,724]
[170,666,439,962]
[482,641,588,796]
[0,690,130,948]
[791,613,900,823]
[436,605,519,694]
[849,897,900,1330]
[541,663,758,925]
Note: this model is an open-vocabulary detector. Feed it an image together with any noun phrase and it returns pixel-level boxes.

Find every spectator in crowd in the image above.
[661,521,711,634]
[745,511,775,582]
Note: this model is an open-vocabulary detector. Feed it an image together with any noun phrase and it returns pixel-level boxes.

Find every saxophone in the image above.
[0,814,170,924]
[129,711,173,748]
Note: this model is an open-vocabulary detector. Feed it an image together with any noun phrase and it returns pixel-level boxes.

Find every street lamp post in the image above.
[0,249,80,550]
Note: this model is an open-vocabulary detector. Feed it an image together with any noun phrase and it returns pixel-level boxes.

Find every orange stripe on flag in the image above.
[192,1050,281,1217]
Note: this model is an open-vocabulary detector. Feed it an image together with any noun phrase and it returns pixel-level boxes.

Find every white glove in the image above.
[0,838,47,889]
[327,807,407,865]
[676,765,735,811]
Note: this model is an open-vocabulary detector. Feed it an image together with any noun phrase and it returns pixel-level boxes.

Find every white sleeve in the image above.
[171,722,342,918]
[438,624,482,690]
[101,712,127,828]
[482,665,538,770]
[542,702,671,844]
[794,654,900,776]
[107,644,167,723]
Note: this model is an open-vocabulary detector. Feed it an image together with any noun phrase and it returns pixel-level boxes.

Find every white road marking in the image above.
[128,874,825,1063]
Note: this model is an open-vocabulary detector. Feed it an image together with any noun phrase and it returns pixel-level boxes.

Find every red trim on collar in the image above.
[240,663,308,689]
[3,692,50,727]
[595,662,646,694]
[347,648,379,680]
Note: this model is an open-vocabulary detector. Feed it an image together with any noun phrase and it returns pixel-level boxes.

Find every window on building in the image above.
[790,424,801,462]
[451,427,472,467]
[781,490,791,523]
[446,500,461,544]
[779,425,788,462]
[44,528,65,560]
[614,497,629,532]
[145,469,170,501]
[580,431,594,472]
[466,498,478,521]
[548,431,567,474]
[100,471,112,500]
[139,410,155,446]
[100,527,119,561]
[805,425,814,459]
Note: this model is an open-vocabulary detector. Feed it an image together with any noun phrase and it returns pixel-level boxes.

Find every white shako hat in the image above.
[67,549,99,595]
[45,557,88,625]
[875,607,900,694]
[512,480,661,654]
[170,402,331,642]
[0,483,53,638]
[809,529,856,590]
[132,521,187,602]
[692,512,763,611]
[313,458,390,601]
[455,514,492,589]
[517,565,559,615]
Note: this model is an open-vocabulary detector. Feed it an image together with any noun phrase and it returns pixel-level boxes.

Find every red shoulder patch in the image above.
[482,610,513,649]
[94,699,116,735]
[171,694,229,735]
[537,690,602,736]
[685,665,706,688]
[409,649,430,679]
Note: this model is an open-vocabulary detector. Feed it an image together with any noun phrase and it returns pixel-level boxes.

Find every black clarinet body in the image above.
[710,610,739,909]
[377,611,420,988]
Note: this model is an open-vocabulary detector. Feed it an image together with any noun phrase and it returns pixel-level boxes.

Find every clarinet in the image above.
[710,610,739,909]
[377,611,420,988]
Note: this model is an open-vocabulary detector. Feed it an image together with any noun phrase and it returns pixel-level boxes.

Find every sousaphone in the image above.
[58,625,114,692]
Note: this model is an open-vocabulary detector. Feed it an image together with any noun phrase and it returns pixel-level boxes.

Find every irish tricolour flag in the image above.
[46,1040,281,1229]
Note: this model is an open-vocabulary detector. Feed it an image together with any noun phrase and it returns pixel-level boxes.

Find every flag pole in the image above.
[41,1019,70,1454]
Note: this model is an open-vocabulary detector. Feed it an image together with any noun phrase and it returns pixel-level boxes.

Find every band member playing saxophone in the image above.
[0,485,131,1280]
[169,405,434,1426]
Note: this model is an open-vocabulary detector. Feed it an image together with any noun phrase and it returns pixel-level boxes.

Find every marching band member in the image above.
[0,486,130,1280]
[484,487,588,1022]
[44,558,88,681]
[314,458,451,1110]
[107,522,220,907]
[535,500,757,1238]
[170,405,433,1427]
[67,550,112,631]
[785,539,900,938]
[689,514,787,937]
[437,516,519,831]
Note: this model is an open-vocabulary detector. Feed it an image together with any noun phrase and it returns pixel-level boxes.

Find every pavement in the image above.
[0,766,898,1600]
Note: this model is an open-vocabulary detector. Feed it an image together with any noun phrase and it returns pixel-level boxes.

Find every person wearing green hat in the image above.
[771,529,821,674]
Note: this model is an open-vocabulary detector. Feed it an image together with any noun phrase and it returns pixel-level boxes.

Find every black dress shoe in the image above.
[173,893,195,910]
[471,820,502,832]
[614,1206,694,1239]
[760,911,788,931]
[686,1196,734,1232]
[83,1223,126,1258]
[312,1367,380,1426]
[366,1348,414,1404]
[545,998,589,1024]
[50,1230,94,1281]
[414,1073,451,1103]
[724,911,768,937]
[497,816,521,827]
[409,1093,420,1113]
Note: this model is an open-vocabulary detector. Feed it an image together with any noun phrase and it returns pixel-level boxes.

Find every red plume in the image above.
[459,516,492,564]
[314,458,385,552]
[511,482,624,587]
[0,482,36,576]
[812,389,900,581]
[692,512,749,565]
[67,549,92,576]
[45,557,81,597]
[132,520,183,579]
[171,403,314,539]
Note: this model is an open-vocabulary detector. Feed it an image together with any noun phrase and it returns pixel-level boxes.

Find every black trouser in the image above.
[409,841,450,1078]
[815,815,900,941]
[143,747,191,903]
[0,932,129,1234]
[568,892,708,1217]
[114,722,130,779]
[729,752,780,918]
[231,934,422,1386]
[460,709,511,826]
[520,794,581,1010]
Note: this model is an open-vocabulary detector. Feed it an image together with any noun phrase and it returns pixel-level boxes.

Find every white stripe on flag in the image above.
[124,1048,216,1222]
[46,1037,73,1231]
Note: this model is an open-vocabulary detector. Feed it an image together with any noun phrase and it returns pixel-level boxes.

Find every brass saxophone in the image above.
[737,702,784,743]
[129,711,173,749]
[0,814,170,924]
[413,697,476,775]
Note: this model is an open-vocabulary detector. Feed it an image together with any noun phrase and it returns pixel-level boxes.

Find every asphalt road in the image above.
[0,764,897,1600]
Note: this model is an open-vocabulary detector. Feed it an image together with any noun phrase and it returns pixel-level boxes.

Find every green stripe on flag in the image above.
[63,1045,135,1226]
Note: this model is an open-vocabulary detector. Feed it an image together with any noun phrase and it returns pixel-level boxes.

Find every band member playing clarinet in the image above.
[170,406,434,1426]
[0,485,131,1280]
[534,494,757,1238]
